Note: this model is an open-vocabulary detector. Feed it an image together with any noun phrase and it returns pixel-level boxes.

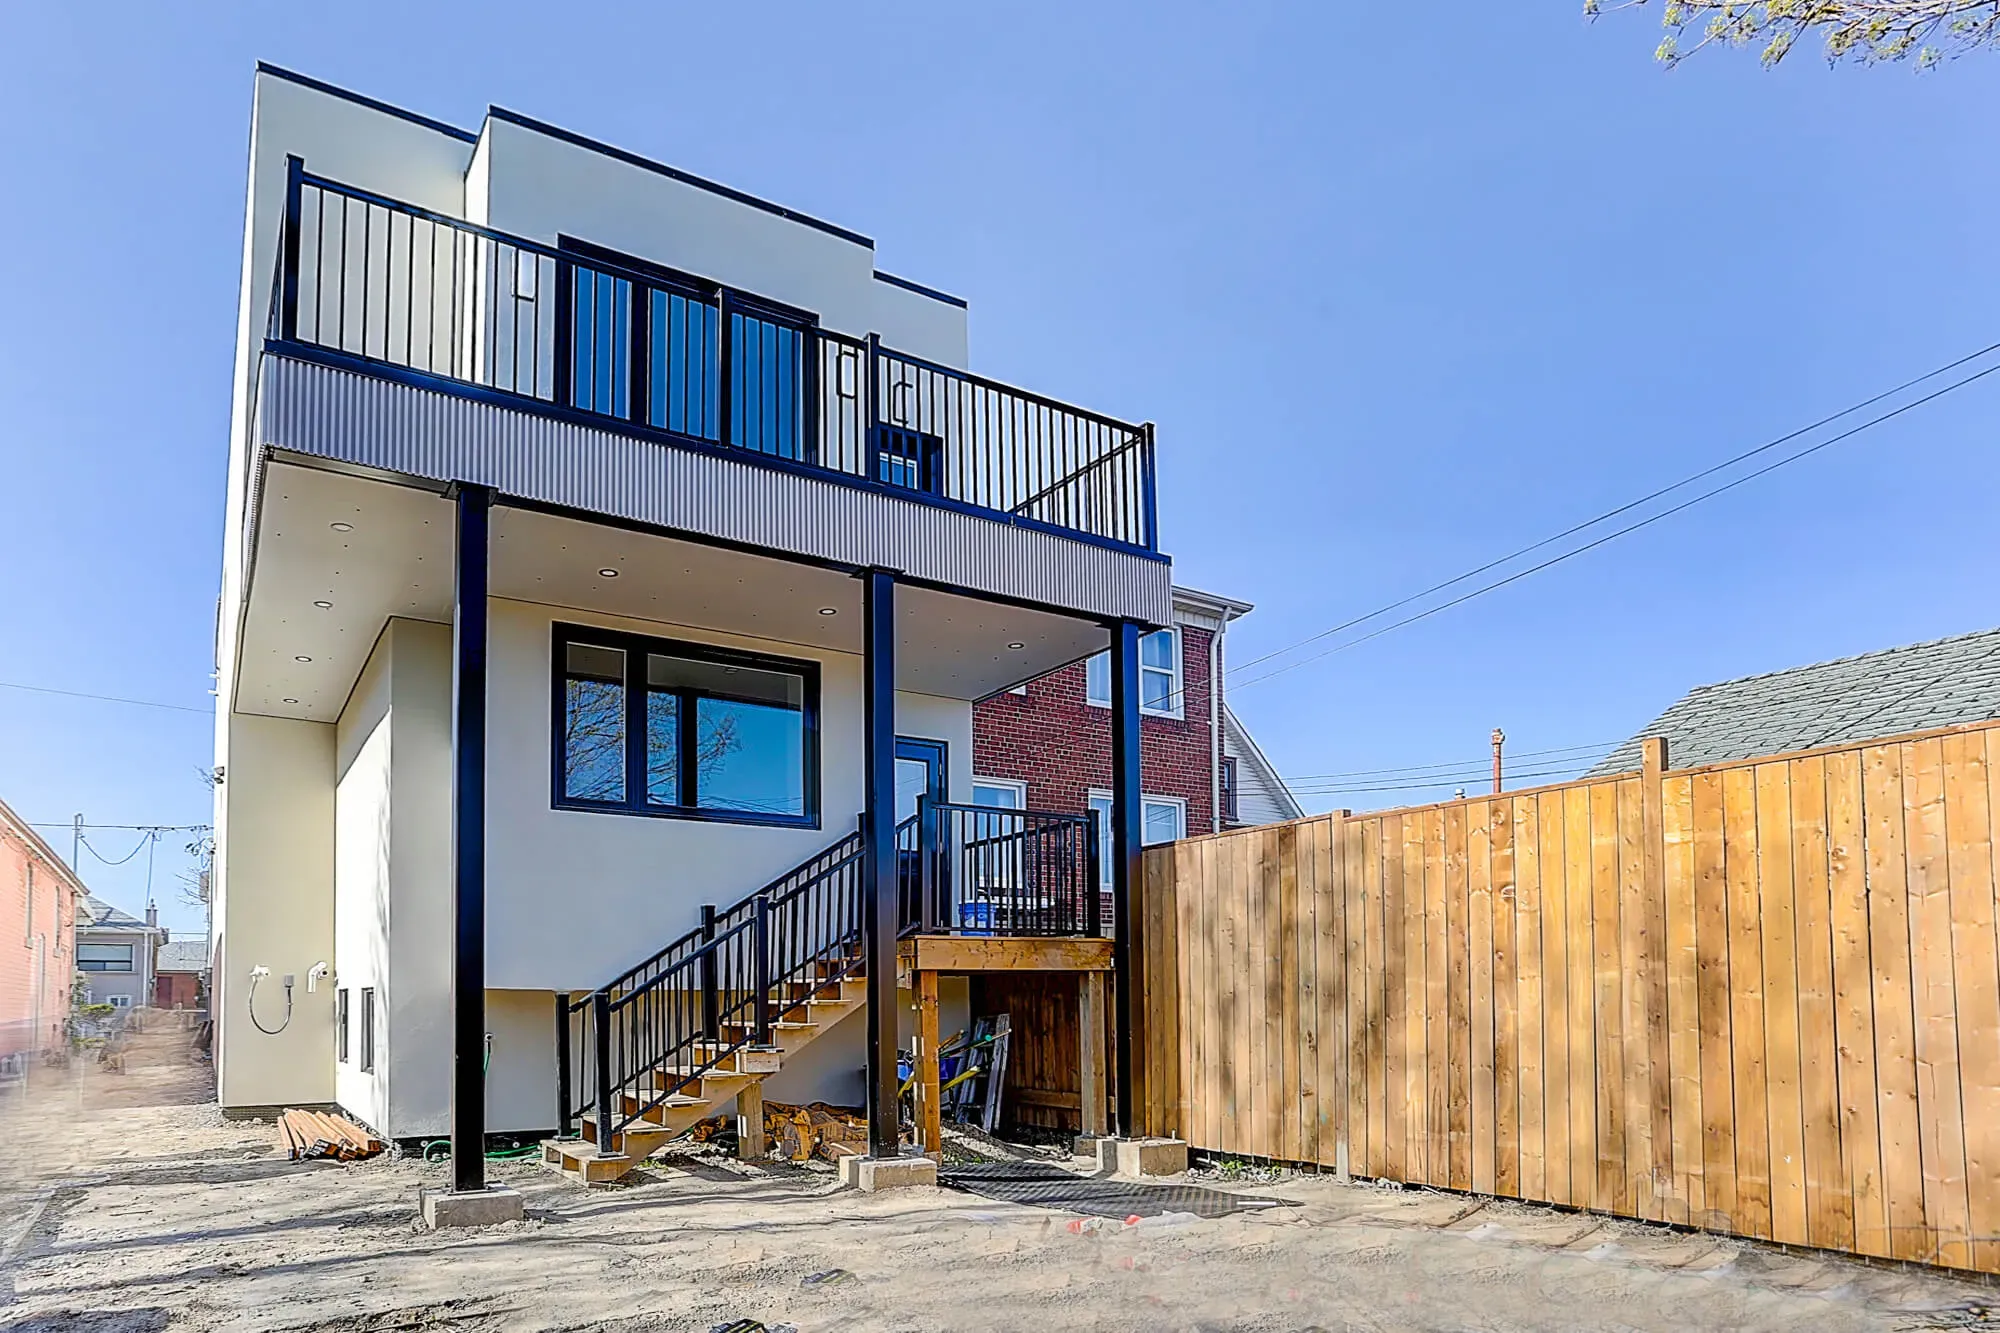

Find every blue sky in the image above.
[4,3,1997,932]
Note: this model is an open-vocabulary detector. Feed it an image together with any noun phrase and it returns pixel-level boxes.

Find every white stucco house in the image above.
[213,65,1174,1194]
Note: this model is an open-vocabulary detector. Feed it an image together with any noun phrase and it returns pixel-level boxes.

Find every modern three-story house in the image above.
[213,66,1173,1202]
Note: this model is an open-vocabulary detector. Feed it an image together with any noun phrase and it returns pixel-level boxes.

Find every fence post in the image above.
[591,990,614,1145]
[700,904,719,1041]
[753,894,773,1048]
[279,155,304,342]
[554,992,573,1138]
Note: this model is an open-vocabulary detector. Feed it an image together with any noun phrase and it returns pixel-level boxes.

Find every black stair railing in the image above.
[557,828,869,1142]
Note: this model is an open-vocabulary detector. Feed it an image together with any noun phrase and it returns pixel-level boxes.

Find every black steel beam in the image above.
[1108,619,1143,1138]
[860,568,901,1158]
[449,482,492,1193]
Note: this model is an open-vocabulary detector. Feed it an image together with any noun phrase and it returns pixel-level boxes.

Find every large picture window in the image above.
[555,625,819,827]
[78,942,134,973]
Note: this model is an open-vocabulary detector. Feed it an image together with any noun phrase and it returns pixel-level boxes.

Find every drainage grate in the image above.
[937,1162,1294,1219]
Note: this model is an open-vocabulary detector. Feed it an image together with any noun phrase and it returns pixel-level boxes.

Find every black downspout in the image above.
[1109,619,1143,1140]
[449,482,492,1194]
[861,568,900,1158]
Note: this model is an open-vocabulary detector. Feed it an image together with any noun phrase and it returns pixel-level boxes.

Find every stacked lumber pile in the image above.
[278,1108,384,1161]
[691,1101,907,1163]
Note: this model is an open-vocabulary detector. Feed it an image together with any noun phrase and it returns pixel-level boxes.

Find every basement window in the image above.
[359,988,376,1073]
[336,988,350,1063]
[554,624,820,828]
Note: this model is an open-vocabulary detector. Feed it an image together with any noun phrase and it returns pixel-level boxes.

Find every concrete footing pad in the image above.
[1110,1137,1189,1178]
[838,1151,939,1192]
[421,1185,525,1229]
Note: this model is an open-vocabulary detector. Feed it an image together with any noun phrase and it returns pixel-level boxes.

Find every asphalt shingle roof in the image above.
[156,939,208,973]
[80,895,151,931]
[1592,625,2000,776]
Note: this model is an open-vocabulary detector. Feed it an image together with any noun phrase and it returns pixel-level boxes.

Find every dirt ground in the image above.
[1,1028,1996,1332]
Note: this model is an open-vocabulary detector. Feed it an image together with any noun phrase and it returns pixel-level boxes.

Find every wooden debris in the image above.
[277,1108,385,1162]
[688,1100,909,1164]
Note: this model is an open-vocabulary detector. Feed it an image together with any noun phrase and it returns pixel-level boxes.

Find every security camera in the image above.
[306,962,330,993]
[250,965,270,980]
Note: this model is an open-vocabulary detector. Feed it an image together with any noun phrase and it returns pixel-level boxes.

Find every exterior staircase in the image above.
[543,831,877,1184]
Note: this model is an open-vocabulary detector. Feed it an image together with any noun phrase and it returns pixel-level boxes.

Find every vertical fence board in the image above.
[1315,818,1344,1170]
[1862,743,1927,1260]
[1941,733,2000,1274]
[1757,761,1809,1248]
[1591,781,1627,1214]
[1406,814,1431,1180]
[1516,795,1547,1203]
[1358,818,1383,1177]
[1446,803,1473,1192]
[1826,750,1886,1256]
[1789,756,1851,1253]
[1277,824,1303,1166]
[1566,785,1597,1209]
[1490,800,1518,1198]
[1426,809,1451,1187]
[1384,814,1409,1182]
[1905,738,1970,1270]
[1724,766,1773,1239]
[1663,772,1703,1225]
[1692,769,1736,1230]
[1541,792,1572,1206]
[1617,779,1654,1218]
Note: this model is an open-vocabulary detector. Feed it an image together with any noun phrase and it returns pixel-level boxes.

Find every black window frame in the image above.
[359,987,376,1073]
[551,622,822,830]
[336,987,350,1063]
[77,942,135,973]
[1220,756,1240,824]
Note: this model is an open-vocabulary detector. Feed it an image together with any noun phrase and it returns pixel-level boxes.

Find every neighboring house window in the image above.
[336,988,350,1063]
[1087,793,1188,888]
[971,779,1027,811]
[1220,757,1240,824]
[555,625,820,827]
[1085,629,1181,717]
[107,995,132,1009]
[78,943,134,973]
[359,988,376,1073]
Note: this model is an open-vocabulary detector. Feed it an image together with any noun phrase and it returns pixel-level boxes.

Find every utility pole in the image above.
[71,814,82,873]
[1491,729,1506,795]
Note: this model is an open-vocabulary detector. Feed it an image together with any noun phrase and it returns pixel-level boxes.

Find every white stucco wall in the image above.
[333,631,394,1129]
[470,116,968,367]
[484,596,973,991]
[216,714,337,1111]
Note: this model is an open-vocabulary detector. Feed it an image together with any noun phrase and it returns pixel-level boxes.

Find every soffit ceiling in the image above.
[237,463,1107,721]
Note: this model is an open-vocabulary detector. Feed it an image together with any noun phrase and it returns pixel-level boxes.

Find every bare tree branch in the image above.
[1585,0,2000,67]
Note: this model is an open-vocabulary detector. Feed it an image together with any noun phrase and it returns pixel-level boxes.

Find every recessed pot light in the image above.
[313,600,333,609]
[1007,642,1026,650]
[598,568,619,578]
[818,607,839,616]
[294,655,313,663]
[330,522,354,532]
[282,697,299,705]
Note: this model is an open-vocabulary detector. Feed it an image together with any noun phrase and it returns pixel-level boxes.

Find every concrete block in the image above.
[421,1186,525,1229]
[1113,1137,1188,1179]
[837,1151,938,1192]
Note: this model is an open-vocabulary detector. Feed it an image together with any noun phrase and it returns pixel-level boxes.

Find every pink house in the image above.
[0,796,84,1063]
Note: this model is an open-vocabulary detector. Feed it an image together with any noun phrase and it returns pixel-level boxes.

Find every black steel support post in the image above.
[861,568,900,1158]
[554,993,573,1138]
[449,482,492,1194]
[1108,620,1144,1139]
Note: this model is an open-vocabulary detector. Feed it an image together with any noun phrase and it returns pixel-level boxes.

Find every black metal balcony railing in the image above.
[897,800,1101,938]
[269,163,1159,553]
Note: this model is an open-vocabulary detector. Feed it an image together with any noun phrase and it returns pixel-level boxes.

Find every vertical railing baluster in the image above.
[700,904,718,1042]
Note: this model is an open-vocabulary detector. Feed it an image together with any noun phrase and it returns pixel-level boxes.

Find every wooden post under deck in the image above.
[915,970,942,1158]
[736,1080,765,1162]
[1079,970,1108,1137]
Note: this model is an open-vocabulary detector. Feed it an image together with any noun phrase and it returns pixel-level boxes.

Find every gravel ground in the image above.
[1,1027,1996,1332]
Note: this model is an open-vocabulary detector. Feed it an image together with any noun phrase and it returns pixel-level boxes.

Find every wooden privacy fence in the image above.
[1135,718,2000,1274]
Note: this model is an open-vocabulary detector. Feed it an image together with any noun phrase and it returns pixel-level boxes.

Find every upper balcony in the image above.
[252,164,1167,625]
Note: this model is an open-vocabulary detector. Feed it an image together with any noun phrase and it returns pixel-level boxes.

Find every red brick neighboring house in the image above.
[154,938,209,1010]
[973,585,1301,870]
[0,795,84,1064]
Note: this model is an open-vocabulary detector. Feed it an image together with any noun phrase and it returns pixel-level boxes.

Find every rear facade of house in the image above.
[213,66,1173,1160]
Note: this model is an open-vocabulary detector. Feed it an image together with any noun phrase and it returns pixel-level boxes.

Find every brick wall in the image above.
[973,626,1216,833]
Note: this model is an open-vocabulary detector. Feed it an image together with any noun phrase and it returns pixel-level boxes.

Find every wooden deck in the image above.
[897,933,1112,978]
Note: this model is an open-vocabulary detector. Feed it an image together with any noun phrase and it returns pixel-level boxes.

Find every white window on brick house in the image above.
[1087,791,1187,888]
[1085,628,1181,718]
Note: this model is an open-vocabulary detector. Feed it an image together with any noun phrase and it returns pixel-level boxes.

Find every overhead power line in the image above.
[1287,760,1601,797]
[1281,739,1617,783]
[1199,340,2000,705]
[0,680,212,716]
[1230,356,2000,696]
